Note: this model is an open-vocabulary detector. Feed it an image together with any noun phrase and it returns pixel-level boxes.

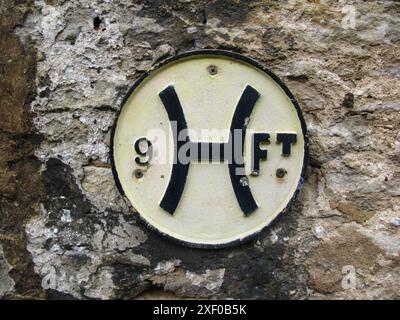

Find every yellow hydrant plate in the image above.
[111,50,308,248]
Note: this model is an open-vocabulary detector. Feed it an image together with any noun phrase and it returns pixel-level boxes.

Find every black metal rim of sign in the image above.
[110,49,309,250]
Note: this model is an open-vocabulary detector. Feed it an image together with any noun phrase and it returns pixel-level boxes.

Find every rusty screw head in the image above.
[134,169,144,179]
[276,168,286,178]
[207,65,218,76]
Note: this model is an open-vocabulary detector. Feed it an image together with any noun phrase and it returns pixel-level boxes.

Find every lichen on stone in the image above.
[0,0,398,299]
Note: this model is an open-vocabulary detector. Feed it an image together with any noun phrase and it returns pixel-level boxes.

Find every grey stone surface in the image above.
[1,0,399,299]
[0,244,15,296]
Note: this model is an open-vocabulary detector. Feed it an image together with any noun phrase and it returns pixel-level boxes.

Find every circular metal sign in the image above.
[111,50,308,248]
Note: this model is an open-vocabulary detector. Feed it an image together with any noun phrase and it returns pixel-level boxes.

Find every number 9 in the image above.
[134,137,153,165]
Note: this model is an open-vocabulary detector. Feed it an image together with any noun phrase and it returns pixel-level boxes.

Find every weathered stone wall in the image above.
[0,0,399,299]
